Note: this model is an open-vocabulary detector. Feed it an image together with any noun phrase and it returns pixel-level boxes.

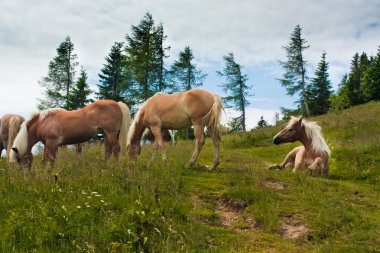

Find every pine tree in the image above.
[307,52,333,115]
[97,42,131,104]
[256,116,267,129]
[38,36,79,110]
[362,46,380,101]
[69,67,93,110]
[125,13,170,103]
[345,53,370,105]
[218,52,252,132]
[279,25,310,117]
[154,23,170,92]
[273,112,280,125]
[329,74,350,110]
[170,46,206,92]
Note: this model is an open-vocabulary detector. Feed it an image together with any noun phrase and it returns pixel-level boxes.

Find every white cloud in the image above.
[222,107,280,131]
[0,0,379,117]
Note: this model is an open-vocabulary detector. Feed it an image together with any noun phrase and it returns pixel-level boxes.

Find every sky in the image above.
[0,0,379,130]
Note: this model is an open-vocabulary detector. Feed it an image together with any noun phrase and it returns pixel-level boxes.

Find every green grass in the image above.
[1,102,380,252]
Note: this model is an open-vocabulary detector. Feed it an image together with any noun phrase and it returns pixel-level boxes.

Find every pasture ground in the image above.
[1,102,380,252]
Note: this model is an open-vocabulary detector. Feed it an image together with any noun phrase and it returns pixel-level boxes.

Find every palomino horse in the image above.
[10,100,130,167]
[0,114,25,162]
[268,117,330,177]
[127,89,222,170]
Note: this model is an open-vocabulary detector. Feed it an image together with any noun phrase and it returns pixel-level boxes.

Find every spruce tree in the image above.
[307,52,333,115]
[97,42,131,104]
[170,46,206,92]
[218,52,252,132]
[329,74,350,110]
[125,13,170,103]
[154,23,170,92]
[256,116,267,129]
[38,36,79,110]
[69,67,93,110]
[346,52,370,105]
[279,25,310,117]
[362,46,380,101]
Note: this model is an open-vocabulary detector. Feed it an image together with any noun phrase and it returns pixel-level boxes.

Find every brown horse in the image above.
[0,114,25,162]
[10,100,130,167]
[268,117,330,177]
[127,89,222,170]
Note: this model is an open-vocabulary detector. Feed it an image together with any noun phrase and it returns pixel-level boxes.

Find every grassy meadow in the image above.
[1,102,380,252]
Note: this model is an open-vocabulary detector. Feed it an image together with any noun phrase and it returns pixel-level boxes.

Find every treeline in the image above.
[279,25,380,120]
[38,12,252,133]
[37,14,380,133]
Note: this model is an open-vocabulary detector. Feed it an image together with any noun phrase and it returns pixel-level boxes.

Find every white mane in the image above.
[290,116,331,156]
[127,101,148,145]
[9,121,28,162]
[38,108,64,120]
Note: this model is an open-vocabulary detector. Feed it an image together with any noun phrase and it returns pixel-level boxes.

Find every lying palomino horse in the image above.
[127,89,222,170]
[0,114,25,162]
[268,116,330,177]
[10,100,130,167]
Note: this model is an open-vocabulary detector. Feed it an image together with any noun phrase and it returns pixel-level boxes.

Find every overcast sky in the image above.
[1,0,379,129]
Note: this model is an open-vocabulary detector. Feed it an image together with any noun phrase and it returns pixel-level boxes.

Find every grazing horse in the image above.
[10,100,130,167]
[0,114,25,162]
[268,117,330,177]
[127,89,222,170]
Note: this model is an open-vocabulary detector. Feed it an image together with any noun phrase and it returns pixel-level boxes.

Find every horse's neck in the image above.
[132,125,145,145]
[299,130,312,150]
[26,122,40,150]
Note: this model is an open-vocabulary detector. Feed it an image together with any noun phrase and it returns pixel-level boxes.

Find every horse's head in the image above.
[10,147,33,168]
[273,117,304,145]
[9,120,34,168]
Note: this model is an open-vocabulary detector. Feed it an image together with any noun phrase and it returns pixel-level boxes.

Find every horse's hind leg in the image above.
[187,124,205,168]
[104,132,120,160]
[208,128,220,170]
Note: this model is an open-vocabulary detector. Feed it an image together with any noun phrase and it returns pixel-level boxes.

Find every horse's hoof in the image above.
[268,164,280,170]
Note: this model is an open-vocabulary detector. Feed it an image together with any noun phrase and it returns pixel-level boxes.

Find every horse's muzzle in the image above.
[273,136,282,145]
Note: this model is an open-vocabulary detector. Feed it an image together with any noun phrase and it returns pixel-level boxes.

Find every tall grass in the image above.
[0,102,379,252]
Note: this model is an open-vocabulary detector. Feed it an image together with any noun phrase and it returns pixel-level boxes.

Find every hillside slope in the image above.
[0,102,379,252]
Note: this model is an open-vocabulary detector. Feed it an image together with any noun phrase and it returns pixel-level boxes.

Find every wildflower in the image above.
[77,206,81,209]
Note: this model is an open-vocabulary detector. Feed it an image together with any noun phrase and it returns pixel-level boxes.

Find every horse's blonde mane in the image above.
[38,108,64,120]
[9,121,28,162]
[127,100,149,145]
[290,116,331,155]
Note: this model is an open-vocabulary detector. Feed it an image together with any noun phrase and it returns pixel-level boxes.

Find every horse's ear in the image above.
[12,147,18,154]
[299,116,304,124]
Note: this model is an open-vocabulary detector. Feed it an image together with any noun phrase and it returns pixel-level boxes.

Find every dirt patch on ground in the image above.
[264,180,285,190]
[280,220,308,240]
[215,197,256,231]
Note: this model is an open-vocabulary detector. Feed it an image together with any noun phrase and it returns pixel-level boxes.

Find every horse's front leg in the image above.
[268,147,300,170]
[150,127,166,162]
[307,157,323,177]
[292,147,306,173]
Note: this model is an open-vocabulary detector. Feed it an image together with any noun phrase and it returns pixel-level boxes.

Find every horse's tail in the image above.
[117,101,131,153]
[204,94,223,136]
[8,116,24,152]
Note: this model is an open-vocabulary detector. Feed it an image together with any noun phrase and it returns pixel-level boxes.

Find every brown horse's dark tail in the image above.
[117,102,131,153]
[204,94,223,136]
